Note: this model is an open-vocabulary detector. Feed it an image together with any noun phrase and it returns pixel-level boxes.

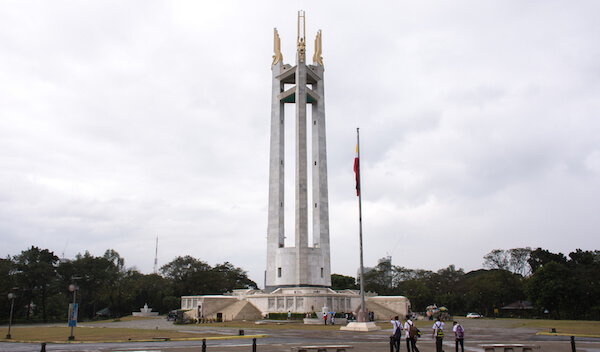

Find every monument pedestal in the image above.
[132,303,159,317]
[340,309,381,331]
[340,321,381,332]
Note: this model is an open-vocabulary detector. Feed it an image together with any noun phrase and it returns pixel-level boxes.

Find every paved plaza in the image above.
[1,317,599,352]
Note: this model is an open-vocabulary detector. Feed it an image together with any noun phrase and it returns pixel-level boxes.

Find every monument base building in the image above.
[181,288,410,323]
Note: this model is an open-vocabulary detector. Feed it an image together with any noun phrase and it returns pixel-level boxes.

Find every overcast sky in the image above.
[2,1,599,287]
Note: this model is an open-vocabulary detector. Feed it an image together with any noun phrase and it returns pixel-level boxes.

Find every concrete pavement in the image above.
[1,317,599,352]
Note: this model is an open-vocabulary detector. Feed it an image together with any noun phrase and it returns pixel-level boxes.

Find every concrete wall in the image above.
[270,247,329,288]
[181,295,238,318]
[368,296,411,314]
[244,288,362,315]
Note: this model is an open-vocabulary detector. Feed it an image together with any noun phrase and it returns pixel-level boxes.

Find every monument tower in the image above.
[180,13,409,322]
[265,11,331,291]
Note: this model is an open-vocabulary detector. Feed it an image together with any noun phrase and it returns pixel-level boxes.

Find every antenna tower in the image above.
[62,239,70,260]
[153,236,159,274]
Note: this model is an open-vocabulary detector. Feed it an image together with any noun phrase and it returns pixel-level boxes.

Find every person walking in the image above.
[453,321,464,352]
[391,316,402,352]
[323,312,327,325]
[432,316,445,352]
[404,314,419,352]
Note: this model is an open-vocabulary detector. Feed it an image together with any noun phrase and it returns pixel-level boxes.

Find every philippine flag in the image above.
[354,142,360,196]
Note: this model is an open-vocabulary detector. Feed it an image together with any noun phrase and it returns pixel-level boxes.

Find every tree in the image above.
[392,267,435,312]
[363,260,394,295]
[568,249,599,267]
[462,269,524,316]
[393,267,432,282]
[526,261,570,319]
[0,257,17,321]
[331,274,357,290]
[483,249,509,271]
[525,248,600,319]
[508,247,532,277]
[484,248,533,277]
[125,271,171,314]
[13,247,59,322]
[160,255,212,297]
[160,256,256,297]
[99,249,128,316]
[58,251,123,320]
[211,262,257,293]
[103,249,125,271]
[528,247,567,273]
[427,265,466,315]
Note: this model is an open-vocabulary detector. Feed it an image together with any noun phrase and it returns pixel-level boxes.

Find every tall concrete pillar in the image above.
[265,12,331,292]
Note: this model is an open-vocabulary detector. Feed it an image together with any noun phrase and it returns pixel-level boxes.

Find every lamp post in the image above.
[68,278,80,341]
[6,292,16,339]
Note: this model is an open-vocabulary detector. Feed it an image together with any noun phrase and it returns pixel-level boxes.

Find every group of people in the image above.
[391,315,420,352]
[323,312,335,325]
[391,315,465,352]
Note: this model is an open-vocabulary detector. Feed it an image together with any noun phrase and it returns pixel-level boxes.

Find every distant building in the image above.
[359,256,393,288]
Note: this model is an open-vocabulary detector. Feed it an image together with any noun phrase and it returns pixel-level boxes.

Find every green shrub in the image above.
[266,312,306,320]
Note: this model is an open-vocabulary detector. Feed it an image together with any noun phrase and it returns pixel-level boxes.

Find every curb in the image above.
[536,332,600,338]
[0,334,268,344]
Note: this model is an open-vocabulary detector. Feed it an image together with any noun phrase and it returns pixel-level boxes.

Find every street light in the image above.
[6,291,16,339]
[68,277,81,341]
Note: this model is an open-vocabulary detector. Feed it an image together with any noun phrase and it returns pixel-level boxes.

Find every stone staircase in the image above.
[218,300,262,321]
[361,299,402,321]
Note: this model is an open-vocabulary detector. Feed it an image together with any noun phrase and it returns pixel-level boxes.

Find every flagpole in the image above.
[341,128,380,331]
[356,127,367,322]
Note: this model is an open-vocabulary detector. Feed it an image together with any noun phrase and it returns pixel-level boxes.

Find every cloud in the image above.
[1,1,599,286]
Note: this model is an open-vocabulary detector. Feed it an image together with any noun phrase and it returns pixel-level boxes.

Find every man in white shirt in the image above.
[390,316,402,352]
[404,315,420,352]
[431,316,444,352]
[453,321,464,352]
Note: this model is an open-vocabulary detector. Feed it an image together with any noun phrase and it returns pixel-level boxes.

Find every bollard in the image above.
[202,338,207,352]
[571,336,576,352]
[390,335,395,352]
[252,337,257,352]
[40,342,47,352]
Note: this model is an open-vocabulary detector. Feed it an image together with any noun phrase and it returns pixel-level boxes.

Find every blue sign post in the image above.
[68,281,80,340]
[68,303,78,327]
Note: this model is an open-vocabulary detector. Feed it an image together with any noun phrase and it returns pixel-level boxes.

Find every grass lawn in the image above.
[506,318,600,336]
[2,316,244,343]
[1,326,231,342]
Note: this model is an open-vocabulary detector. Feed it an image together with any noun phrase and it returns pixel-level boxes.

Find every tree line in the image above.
[2,246,599,323]
[0,247,257,323]
[333,247,600,320]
